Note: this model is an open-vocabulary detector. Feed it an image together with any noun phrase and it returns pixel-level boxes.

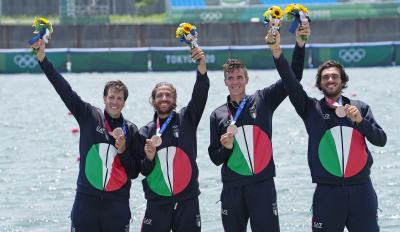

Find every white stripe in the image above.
[235,125,253,173]
[167,147,176,192]
[330,127,343,173]
[243,125,255,171]
[341,127,353,172]
[99,144,118,187]
[157,146,176,193]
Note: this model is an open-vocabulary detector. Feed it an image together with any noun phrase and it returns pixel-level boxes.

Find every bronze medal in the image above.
[112,127,124,138]
[151,135,162,147]
[335,106,346,118]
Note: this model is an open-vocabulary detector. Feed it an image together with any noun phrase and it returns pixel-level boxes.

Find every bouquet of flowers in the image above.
[263,6,283,45]
[28,17,53,54]
[284,4,310,41]
[176,22,198,49]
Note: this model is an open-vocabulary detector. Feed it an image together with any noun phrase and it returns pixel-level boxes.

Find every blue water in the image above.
[1,66,399,231]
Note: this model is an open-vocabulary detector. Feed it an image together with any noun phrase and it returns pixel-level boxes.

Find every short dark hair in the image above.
[315,60,349,91]
[149,82,177,110]
[223,59,249,80]
[103,80,129,101]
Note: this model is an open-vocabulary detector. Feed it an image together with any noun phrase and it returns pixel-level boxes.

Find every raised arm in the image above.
[34,39,90,122]
[261,24,310,111]
[269,31,311,119]
[184,47,210,127]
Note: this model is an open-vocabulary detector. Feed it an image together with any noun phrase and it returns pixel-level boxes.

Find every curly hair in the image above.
[149,82,177,110]
[315,60,349,91]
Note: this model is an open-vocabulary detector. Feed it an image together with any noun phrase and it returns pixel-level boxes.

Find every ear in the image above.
[103,95,107,104]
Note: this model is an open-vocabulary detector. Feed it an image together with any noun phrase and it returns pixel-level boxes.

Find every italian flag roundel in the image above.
[85,143,127,191]
[227,125,272,176]
[146,146,192,197]
[318,126,367,177]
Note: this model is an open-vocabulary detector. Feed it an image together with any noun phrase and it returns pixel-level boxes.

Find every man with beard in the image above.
[32,39,141,231]
[139,46,209,232]
[270,31,387,231]
[207,23,310,232]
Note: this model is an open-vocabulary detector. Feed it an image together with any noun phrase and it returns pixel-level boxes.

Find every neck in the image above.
[157,112,170,119]
[230,93,246,104]
[325,94,341,102]
[105,110,121,120]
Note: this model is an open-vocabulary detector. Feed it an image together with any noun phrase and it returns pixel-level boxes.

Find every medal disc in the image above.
[335,106,347,118]
[151,135,162,147]
[227,124,238,135]
[112,127,124,138]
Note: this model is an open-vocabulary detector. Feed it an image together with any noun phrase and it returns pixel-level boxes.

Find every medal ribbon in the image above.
[156,111,175,136]
[103,112,127,139]
[325,96,343,108]
[227,96,248,125]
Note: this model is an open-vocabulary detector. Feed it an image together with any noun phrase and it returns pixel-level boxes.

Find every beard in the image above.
[322,86,342,98]
[155,102,176,115]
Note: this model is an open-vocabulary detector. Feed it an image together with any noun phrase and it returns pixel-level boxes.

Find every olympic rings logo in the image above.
[200,12,223,22]
[338,48,366,63]
[13,54,38,69]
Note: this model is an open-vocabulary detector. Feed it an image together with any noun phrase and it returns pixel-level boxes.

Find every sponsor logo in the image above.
[313,221,323,229]
[143,217,152,225]
[13,54,38,69]
[338,48,366,63]
[322,113,330,120]
[196,214,201,227]
[124,223,130,232]
[272,202,279,216]
[96,125,106,134]
[221,208,228,216]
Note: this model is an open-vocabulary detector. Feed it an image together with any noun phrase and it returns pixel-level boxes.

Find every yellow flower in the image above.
[284,4,295,15]
[271,6,283,19]
[264,6,283,20]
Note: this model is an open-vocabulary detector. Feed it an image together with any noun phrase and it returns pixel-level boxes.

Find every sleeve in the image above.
[119,124,141,179]
[260,43,306,111]
[208,112,233,166]
[183,70,210,128]
[138,127,156,176]
[355,104,387,147]
[273,53,311,119]
[39,57,91,122]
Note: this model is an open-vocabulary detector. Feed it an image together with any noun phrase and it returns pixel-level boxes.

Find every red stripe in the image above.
[253,126,272,174]
[172,147,192,194]
[104,154,128,191]
[344,129,367,177]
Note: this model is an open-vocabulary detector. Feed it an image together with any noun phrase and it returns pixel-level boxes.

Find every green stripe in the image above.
[319,130,342,177]
[85,144,104,190]
[227,138,252,176]
[146,155,171,196]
